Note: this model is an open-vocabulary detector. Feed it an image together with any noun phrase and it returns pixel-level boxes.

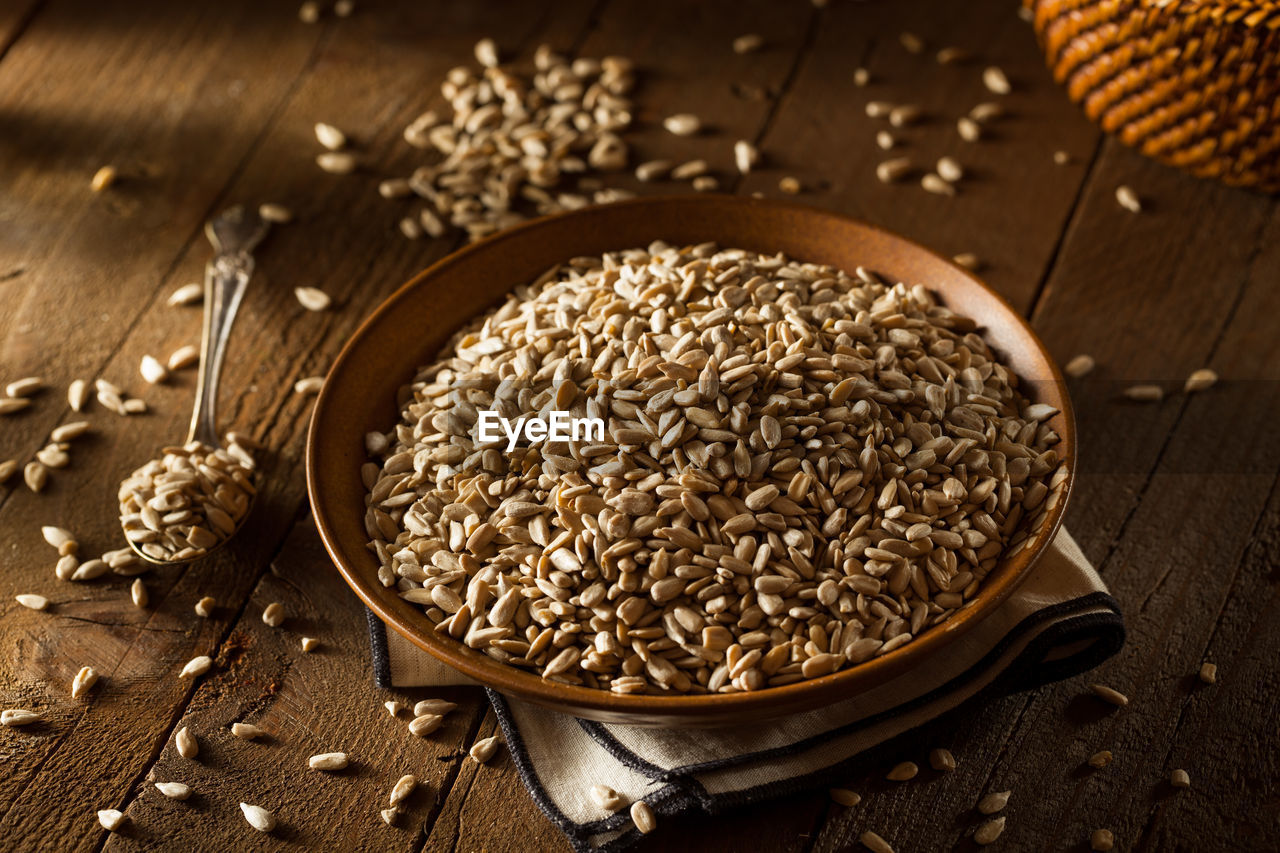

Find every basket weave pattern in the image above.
[1028,0,1280,192]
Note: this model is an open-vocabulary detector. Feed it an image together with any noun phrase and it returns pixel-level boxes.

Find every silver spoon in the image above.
[117,205,270,565]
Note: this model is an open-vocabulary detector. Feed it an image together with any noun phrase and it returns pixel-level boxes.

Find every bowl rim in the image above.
[306,194,1076,720]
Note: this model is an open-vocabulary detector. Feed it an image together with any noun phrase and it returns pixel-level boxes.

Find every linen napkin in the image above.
[367,528,1123,853]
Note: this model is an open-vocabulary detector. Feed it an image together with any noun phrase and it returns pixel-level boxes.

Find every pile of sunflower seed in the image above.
[364,243,1065,695]
[378,41,637,243]
[117,441,257,562]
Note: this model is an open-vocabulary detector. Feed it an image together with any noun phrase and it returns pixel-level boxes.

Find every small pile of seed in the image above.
[365,243,1066,694]
[117,441,256,563]
[371,41,638,243]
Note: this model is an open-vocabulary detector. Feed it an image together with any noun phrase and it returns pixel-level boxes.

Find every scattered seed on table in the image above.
[853,67,870,86]
[692,175,719,192]
[886,761,918,781]
[734,140,760,174]
[16,593,50,611]
[231,722,266,740]
[1091,828,1114,851]
[1053,150,1071,165]
[294,376,324,395]
[317,152,358,174]
[956,116,982,142]
[175,726,199,758]
[378,178,411,198]
[298,1,319,23]
[314,122,347,151]
[469,735,501,763]
[1088,750,1113,769]
[384,701,406,717]
[0,398,31,415]
[1115,185,1142,213]
[398,216,422,240]
[262,602,285,627]
[663,114,701,136]
[0,459,15,483]
[865,100,894,118]
[66,379,89,412]
[6,377,42,397]
[179,655,212,679]
[389,774,417,806]
[408,714,443,737]
[876,130,895,150]
[929,748,956,772]
[474,37,499,68]
[1198,662,1217,684]
[634,160,672,182]
[1065,354,1096,377]
[859,831,894,853]
[36,444,68,469]
[630,800,656,834]
[240,802,275,832]
[131,579,148,609]
[1184,368,1218,393]
[1091,684,1129,706]
[71,666,99,698]
[380,807,400,825]
[899,32,924,53]
[139,354,168,385]
[830,788,861,806]
[778,176,802,194]
[194,596,216,617]
[671,159,708,181]
[977,790,1010,814]
[983,66,1011,94]
[168,282,203,306]
[259,202,293,224]
[936,46,970,64]
[97,809,125,831]
[888,105,921,127]
[72,559,108,581]
[309,752,349,771]
[877,157,911,183]
[91,166,117,192]
[295,286,332,311]
[953,253,981,271]
[975,816,1006,845]
[42,526,77,555]
[50,421,90,443]
[937,157,964,182]
[166,345,199,372]
[300,637,320,652]
[1122,384,1163,402]
[2,709,39,726]
[733,33,764,54]
[590,784,622,811]
[1170,768,1191,788]
[155,781,192,800]
[413,698,457,717]
[55,555,78,581]
[922,173,956,196]
[970,102,1004,122]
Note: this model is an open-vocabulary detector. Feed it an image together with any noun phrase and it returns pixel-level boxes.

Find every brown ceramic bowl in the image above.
[307,195,1075,727]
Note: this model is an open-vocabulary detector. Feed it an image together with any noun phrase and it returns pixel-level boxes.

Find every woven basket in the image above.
[1026,0,1280,193]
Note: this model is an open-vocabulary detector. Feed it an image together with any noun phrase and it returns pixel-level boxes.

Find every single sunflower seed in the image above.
[91,166,118,192]
[71,559,109,581]
[1115,185,1142,213]
[334,0,353,15]
[384,700,406,716]
[167,345,199,371]
[899,32,924,53]
[389,774,417,806]
[5,377,42,398]
[876,130,895,150]
[590,784,622,811]
[877,158,912,183]
[380,807,400,825]
[1088,750,1113,769]
[474,38,499,69]
[1170,768,1190,788]
[1198,662,1217,684]
[936,46,970,64]
[853,67,870,86]
[921,173,956,196]
[36,444,69,469]
[929,748,956,772]
[408,714,444,736]
[317,152,358,174]
[131,579,149,609]
[50,421,90,442]
[295,286,332,311]
[1184,368,1217,393]
[977,790,1010,814]
[936,156,964,182]
[778,176,802,194]
[16,593,50,611]
[301,636,320,652]
[97,809,125,831]
[953,253,981,271]
[240,802,275,832]
[294,376,324,395]
[974,816,1006,845]
[179,655,212,679]
[1053,150,1071,165]
[734,140,760,174]
[865,100,894,118]
[231,722,267,740]
[175,726,199,758]
[1122,384,1163,402]
[671,159,708,180]
[309,752,349,771]
[970,102,1004,122]
[634,160,672,182]
[982,66,1011,94]
[859,831,895,853]
[469,735,501,763]
[888,104,922,127]
[630,800,656,834]
[298,1,320,23]
[830,788,862,806]
[155,781,192,800]
[1091,684,1129,706]
[194,596,216,617]
[314,122,347,150]
[140,355,168,384]
[732,33,764,54]
[1065,354,1096,377]
[168,283,203,306]
[663,114,701,136]
[2,709,39,726]
[886,761,918,781]
[0,459,16,483]
[259,202,293,223]
[262,602,285,627]
[0,397,31,415]
[71,665,99,698]
[55,554,78,581]
[1091,829,1114,851]
[68,379,89,411]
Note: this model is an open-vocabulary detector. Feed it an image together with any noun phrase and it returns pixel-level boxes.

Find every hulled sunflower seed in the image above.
[240,802,275,832]
[671,159,708,180]
[294,376,324,395]
[929,748,956,772]
[1053,150,1071,165]
[72,559,109,581]
[298,1,320,23]
[2,709,39,726]
[179,655,212,679]
[314,122,347,150]
[317,152,358,174]
[309,752,349,771]
[1198,662,1217,684]
[36,444,68,469]
[1091,684,1129,706]
[630,800,656,834]
[922,173,956,196]
[140,355,168,384]
[50,421,90,442]
[295,286,332,311]
[977,790,1010,814]
[1184,368,1217,393]
[974,816,1006,845]
[131,579,149,608]
[663,114,701,136]
[877,157,911,183]
[1115,185,1142,213]
[195,596,216,617]
[378,178,412,198]
[0,459,16,483]
[262,602,285,627]
[168,283,203,306]
[692,175,718,192]
[334,0,353,15]
[42,526,77,555]
[67,379,89,411]
[853,67,870,86]
[1088,750,1113,769]
[732,33,764,54]
[830,788,861,806]
[259,202,293,223]
[865,100,894,118]
[16,593,50,611]
[1122,384,1163,402]
[734,140,760,174]
[469,735,501,763]
[301,636,320,652]
[175,726,198,758]
[1090,829,1114,851]
[1170,768,1190,788]
[5,377,42,397]
[859,831,895,853]
[888,104,922,127]
[71,666,99,698]
[408,714,443,736]
[936,46,970,64]
[778,176,802,194]
[886,761,918,781]
[97,809,125,831]
[970,102,1004,122]
[982,66,1011,94]
[155,781,192,800]
[389,774,417,806]
[91,166,118,192]
[413,699,458,717]
[634,160,672,182]
[957,116,982,141]
[167,345,199,371]
[231,722,266,740]
[0,398,31,415]
[1065,354,1095,377]
[380,807,400,825]
[953,253,981,271]
[590,784,622,811]
[384,701,406,717]
[55,555,78,581]
[474,38,499,68]
[936,156,964,182]
[876,130,895,150]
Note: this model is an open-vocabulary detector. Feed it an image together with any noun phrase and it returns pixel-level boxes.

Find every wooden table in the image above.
[2,0,1277,850]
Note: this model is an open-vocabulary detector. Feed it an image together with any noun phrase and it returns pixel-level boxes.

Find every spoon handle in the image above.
[187,252,253,447]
